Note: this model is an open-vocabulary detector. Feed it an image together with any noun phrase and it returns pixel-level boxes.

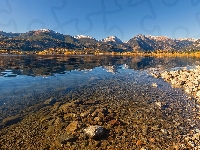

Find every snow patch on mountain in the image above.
[73,35,95,39]
[176,38,197,42]
[101,36,123,44]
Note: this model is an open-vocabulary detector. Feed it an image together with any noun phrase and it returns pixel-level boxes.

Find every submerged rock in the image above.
[2,115,22,126]
[44,97,56,105]
[65,121,79,134]
[57,134,77,144]
[84,125,104,138]
[151,83,158,87]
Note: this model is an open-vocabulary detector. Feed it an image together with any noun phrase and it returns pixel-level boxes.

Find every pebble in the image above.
[155,102,162,108]
[152,83,158,87]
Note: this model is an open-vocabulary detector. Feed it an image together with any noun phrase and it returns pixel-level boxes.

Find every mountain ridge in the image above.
[0,29,200,53]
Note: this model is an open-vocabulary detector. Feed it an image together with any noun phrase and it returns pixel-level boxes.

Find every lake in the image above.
[0,55,200,105]
[0,54,200,149]
[0,54,199,117]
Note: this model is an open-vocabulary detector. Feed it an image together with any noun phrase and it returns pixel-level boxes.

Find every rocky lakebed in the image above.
[0,71,199,150]
[0,55,200,149]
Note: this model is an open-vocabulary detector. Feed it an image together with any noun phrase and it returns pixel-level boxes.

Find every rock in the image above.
[74,100,83,105]
[59,101,77,113]
[44,97,56,105]
[149,138,155,143]
[57,134,77,144]
[66,121,78,134]
[53,117,64,127]
[2,115,21,126]
[45,125,55,136]
[155,102,161,109]
[63,113,77,120]
[151,83,158,87]
[80,111,89,118]
[109,119,120,127]
[91,110,98,117]
[95,141,101,147]
[161,129,168,135]
[136,140,143,146]
[196,91,200,97]
[187,140,195,148]
[151,66,200,100]
[84,125,105,138]
[142,125,148,135]
[94,117,101,122]
[40,116,53,123]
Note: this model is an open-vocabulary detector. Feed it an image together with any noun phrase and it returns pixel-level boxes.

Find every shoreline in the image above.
[1,50,200,58]
[151,65,200,103]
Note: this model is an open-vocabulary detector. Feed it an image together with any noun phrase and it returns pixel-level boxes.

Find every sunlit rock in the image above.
[84,125,104,138]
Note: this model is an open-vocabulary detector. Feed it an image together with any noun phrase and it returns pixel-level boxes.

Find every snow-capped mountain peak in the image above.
[102,36,123,44]
[176,38,197,42]
[35,29,52,32]
[73,35,95,39]
[146,35,171,40]
[39,29,50,31]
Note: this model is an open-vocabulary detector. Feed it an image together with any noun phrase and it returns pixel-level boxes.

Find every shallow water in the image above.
[0,55,200,117]
[1,55,200,149]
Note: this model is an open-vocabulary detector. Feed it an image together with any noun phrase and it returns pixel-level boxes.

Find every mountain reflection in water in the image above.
[0,55,200,77]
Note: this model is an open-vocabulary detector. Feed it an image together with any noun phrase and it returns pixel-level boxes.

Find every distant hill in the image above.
[0,29,199,52]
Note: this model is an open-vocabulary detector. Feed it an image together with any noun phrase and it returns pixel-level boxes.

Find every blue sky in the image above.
[1,0,200,41]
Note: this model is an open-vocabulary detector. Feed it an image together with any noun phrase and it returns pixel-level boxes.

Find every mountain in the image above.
[0,29,199,53]
[73,35,95,40]
[19,29,65,41]
[127,34,197,52]
[101,36,123,44]
[64,35,79,45]
[0,31,21,37]
[180,39,200,52]
[0,29,76,51]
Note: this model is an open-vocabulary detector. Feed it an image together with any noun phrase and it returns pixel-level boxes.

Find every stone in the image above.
[149,138,155,143]
[94,117,101,122]
[66,121,78,134]
[57,134,77,144]
[60,102,75,113]
[2,115,21,126]
[84,125,105,138]
[142,125,148,135]
[151,83,158,87]
[80,111,89,117]
[109,119,120,127]
[196,91,200,97]
[54,117,62,126]
[136,140,143,146]
[187,140,195,148]
[161,129,168,135]
[44,97,56,105]
[155,102,161,109]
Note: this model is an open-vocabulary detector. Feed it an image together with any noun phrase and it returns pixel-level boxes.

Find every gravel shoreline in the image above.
[0,73,200,149]
[151,65,200,104]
